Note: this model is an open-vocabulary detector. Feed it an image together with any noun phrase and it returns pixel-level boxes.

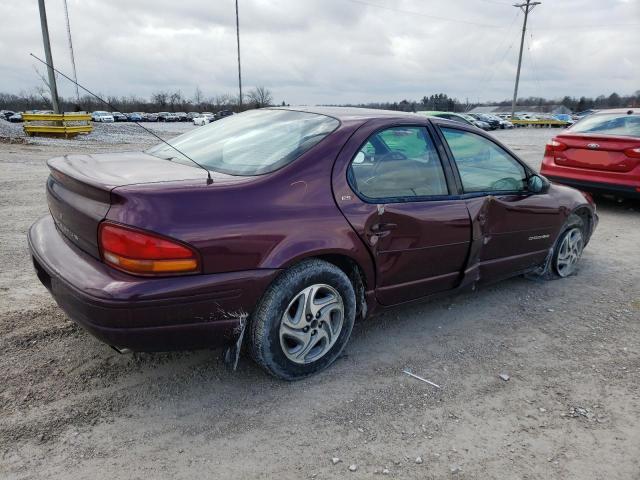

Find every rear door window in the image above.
[349,126,449,201]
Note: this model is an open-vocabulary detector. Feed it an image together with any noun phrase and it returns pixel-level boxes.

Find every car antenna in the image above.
[29,52,214,185]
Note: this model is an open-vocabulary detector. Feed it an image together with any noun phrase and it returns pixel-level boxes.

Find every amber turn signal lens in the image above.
[99,222,200,276]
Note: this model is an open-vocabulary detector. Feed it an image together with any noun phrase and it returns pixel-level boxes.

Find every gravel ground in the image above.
[0,124,639,480]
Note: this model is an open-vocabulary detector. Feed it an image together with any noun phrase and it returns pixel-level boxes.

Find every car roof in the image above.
[591,108,638,115]
[271,106,421,122]
[416,111,462,116]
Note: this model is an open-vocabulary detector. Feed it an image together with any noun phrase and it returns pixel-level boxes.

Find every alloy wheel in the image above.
[279,284,344,364]
[555,227,584,277]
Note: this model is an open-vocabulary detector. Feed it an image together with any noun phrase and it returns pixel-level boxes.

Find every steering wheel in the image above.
[490,177,521,191]
[372,151,408,176]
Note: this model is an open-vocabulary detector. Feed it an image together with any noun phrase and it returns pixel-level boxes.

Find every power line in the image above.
[525,32,542,97]
[477,9,521,87]
[346,0,640,31]
[345,0,504,28]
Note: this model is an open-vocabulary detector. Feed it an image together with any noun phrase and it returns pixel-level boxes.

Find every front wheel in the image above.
[542,214,586,279]
[552,224,584,277]
[249,259,356,380]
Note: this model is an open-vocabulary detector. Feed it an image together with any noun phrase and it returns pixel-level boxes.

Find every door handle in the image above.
[370,222,397,234]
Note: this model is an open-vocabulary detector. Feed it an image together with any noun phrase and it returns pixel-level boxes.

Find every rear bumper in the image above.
[28,215,280,352]
[541,156,640,199]
[545,175,640,199]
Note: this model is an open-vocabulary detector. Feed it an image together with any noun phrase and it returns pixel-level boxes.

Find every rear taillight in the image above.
[623,147,640,158]
[544,139,567,155]
[98,222,199,275]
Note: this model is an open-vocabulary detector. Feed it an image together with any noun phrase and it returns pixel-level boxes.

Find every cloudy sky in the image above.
[1,0,638,105]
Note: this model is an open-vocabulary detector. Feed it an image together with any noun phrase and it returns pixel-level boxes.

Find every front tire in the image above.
[538,214,586,279]
[249,259,356,380]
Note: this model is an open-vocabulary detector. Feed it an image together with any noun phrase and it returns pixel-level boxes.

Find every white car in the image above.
[193,113,214,126]
[92,111,114,123]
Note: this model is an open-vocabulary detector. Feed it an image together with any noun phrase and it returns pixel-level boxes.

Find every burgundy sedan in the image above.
[29,107,597,380]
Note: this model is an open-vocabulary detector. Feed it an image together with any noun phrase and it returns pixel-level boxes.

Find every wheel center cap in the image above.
[310,319,319,329]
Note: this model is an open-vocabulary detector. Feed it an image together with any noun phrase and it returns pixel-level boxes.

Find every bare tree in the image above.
[192,86,203,107]
[247,86,273,108]
[151,91,169,109]
[169,90,183,111]
[34,85,52,108]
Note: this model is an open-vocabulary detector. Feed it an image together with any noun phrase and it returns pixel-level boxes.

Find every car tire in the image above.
[534,214,586,280]
[249,259,356,381]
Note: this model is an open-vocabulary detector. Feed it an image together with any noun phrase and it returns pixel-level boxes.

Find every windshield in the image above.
[570,113,640,137]
[147,109,340,175]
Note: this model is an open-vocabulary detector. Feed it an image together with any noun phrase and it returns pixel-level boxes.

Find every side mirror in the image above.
[528,174,550,194]
[353,151,366,164]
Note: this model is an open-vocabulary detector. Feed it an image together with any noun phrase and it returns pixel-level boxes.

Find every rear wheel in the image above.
[249,259,356,380]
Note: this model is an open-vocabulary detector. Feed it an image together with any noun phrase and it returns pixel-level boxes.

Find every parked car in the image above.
[8,112,23,123]
[214,109,234,121]
[574,109,597,120]
[127,112,145,122]
[483,114,514,129]
[187,112,200,121]
[417,111,491,131]
[541,108,640,199]
[174,112,188,122]
[418,111,472,125]
[553,114,574,126]
[469,113,500,130]
[1,110,16,120]
[92,111,115,123]
[28,107,597,380]
[112,112,128,122]
[193,113,214,126]
[145,113,158,122]
[157,112,175,122]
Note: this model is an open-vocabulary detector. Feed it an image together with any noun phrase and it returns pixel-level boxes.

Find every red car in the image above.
[541,109,640,199]
[29,108,597,380]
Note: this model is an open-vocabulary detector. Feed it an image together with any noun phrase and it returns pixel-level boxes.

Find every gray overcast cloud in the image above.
[1,0,638,105]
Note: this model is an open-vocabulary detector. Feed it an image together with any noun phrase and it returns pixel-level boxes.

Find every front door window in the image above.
[441,127,527,193]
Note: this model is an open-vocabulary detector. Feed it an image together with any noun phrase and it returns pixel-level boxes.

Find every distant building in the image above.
[469,105,572,115]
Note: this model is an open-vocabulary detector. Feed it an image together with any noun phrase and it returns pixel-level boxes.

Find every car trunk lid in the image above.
[46,152,210,258]
[553,134,640,173]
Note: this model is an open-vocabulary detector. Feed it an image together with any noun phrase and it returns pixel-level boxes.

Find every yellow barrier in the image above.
[511,119,569,128]
[23,113,92,138]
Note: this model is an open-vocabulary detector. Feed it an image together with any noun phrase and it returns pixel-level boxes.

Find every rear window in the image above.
[570,113,640,137]
[147,109,339,175]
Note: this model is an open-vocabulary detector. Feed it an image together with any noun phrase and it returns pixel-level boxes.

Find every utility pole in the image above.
[37,0,60,113]
[235,0,243,111]
[511,0,540,119]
